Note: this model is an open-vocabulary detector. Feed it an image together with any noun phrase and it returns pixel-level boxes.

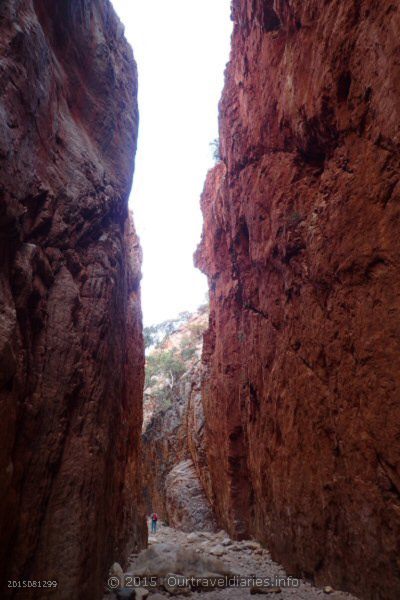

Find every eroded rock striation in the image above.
[142,311,216,532]
[165,459,216,533]
[0,1,146,598]
[142,363,216,532]
[142,373,190,519]
[196,1,400,598]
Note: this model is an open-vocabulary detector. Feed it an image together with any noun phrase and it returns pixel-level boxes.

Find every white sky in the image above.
[111,0,232,326]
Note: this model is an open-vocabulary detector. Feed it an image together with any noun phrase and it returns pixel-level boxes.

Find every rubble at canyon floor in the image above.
[104,524,359,600]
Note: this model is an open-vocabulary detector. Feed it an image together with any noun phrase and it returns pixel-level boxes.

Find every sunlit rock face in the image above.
[196,1,400,598]
[0,1,146,598]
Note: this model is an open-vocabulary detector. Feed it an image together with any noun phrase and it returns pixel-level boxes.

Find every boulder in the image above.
[187,532,201,543]
[165,460,216,532]
[209,545,225,557]
[163,574,191,596]
[130,542,232,578]
[250,587,282,595]
[116,590,134,600]
[110,563,124,581]
[221,538,232,547]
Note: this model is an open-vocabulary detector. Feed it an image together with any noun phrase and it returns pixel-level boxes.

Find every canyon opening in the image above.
[0,2,399,600]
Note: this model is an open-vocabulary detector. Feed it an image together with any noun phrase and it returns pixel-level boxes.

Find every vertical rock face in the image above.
[165,459,216,533]
[142,376,189,519]
[0,1,146,598]
[142,361,216,533]
[142,310,216,532]
[196,1,400,598]
[186,364,215,509]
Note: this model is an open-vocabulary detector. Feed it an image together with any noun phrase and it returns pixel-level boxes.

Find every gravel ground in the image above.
[104,523,359,600]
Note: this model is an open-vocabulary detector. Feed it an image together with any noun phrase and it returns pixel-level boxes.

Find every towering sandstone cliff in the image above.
[196,1,400,598]
[0,1,145,598]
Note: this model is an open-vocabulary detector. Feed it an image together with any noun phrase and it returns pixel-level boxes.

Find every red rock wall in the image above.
[0,1,146,598]
[142,354,217,534]
[142,387,189,519]
[196,1,400,598]
[186,363,215,509]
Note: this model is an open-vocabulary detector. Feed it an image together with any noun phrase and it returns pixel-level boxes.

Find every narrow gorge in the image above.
[0,1,399,600]
[142,308,216,533]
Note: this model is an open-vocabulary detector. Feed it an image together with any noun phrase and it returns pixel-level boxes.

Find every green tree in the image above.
[145,349,186,389]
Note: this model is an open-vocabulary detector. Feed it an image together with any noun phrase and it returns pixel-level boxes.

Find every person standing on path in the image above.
[151,512,158,533]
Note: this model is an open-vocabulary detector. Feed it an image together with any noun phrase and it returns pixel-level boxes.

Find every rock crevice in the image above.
[142,311,216,532]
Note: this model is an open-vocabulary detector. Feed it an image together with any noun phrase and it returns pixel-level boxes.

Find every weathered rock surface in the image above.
[142,310,215,531]
[129,542,232,578]
[142,361,216,532]
[186,363,215,508]
[165,459,216,533]
[0,1,146,598]
[142,378,189,519]
[195,1,400,599]
[107,524,358,600]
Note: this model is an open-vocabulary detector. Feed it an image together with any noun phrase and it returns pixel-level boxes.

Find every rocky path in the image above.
[105,523,359,600]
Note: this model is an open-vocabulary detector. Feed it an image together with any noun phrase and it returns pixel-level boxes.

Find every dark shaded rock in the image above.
[116,589,135,600]
[0,1,146,598]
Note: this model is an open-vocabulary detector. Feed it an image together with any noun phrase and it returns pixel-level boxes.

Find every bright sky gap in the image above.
[111,0,233,325]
